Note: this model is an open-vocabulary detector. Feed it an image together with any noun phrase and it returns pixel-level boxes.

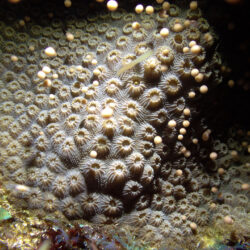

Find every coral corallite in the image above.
[0,0,249,248]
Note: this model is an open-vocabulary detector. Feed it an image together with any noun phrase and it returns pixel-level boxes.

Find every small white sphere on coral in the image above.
[224,215,234,225]
[173,23,183,32]
[183,120,190,127]
[162,1,170,10]
[183,108,191,116]
[200,85,208,94]
[190,1,198,10]
[160,28,169,38]
[191,68,199,77]
[218,168,225,175]
[90,150,97,158]
[188,91,196,98]
[176,169,183,176]
[132,22,140,30]
[64,0,72,7]
[37,71,46,79]
[11,55,18,62]
[145,5,154,14]
[168,120,176,128]
[190,222,197,230]
[195,73,204,83]
[209,152,217,160]
[135,4,144,13]
[66,32,74,41]
[183,47,189,53]
[107,0,118,11]
[241,183,249,190]
[154,136,162,144]
[189,40,197,47]
[42,66,51,74]
[45,47,57,57]
[191,45,201,54]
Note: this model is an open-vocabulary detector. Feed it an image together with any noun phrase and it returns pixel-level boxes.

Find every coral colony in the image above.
[0,0,249,248]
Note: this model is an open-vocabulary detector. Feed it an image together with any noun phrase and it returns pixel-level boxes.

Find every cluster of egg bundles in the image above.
[0,0,249,246]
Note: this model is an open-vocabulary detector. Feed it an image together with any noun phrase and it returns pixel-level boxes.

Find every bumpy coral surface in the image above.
[0,0,249,247]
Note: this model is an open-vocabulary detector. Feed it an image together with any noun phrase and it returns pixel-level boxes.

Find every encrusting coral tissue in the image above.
[0,0,249,248]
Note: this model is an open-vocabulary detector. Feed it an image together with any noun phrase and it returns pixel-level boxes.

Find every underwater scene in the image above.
[0,0,249,249]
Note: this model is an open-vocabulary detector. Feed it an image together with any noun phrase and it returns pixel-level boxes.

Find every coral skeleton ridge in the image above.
[0,0,249,247]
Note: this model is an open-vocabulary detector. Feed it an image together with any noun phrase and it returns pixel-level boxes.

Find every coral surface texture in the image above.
[0,0,249,247]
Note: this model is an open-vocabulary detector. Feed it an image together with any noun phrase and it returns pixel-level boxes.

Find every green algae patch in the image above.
[0,207,11,221]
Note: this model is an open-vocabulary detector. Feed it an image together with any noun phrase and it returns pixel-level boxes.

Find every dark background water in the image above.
[202,0,250,132]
